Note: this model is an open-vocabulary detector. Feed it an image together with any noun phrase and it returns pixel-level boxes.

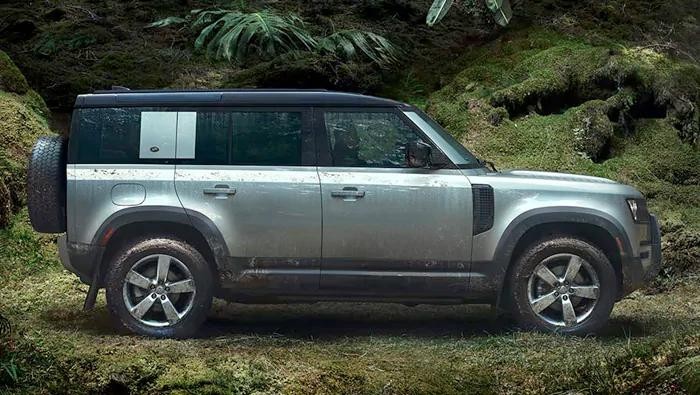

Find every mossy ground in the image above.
[426,28,700,279]
[0,211,699,394]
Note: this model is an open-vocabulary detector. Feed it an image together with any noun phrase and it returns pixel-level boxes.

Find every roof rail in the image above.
[92,88,330,94]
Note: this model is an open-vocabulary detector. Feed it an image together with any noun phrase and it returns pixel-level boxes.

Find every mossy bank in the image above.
[427,28,700,280]
[0,51,51,228]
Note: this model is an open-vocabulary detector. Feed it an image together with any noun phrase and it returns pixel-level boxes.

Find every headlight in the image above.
[626,198,650,223]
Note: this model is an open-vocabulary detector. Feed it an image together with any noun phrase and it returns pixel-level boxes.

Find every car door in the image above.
[174,107,321,294]
[316,107,474,297]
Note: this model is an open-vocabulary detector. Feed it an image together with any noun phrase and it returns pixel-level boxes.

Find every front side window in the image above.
[324,111,424,168]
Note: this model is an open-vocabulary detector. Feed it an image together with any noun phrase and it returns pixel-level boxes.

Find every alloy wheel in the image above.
[122,254,197,327]
[527,253,600,327]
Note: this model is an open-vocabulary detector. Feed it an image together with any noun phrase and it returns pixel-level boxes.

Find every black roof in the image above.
[74,89,404,108]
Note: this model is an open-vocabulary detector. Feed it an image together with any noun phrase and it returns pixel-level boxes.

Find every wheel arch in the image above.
[493,207,632,308]
[93,206,229,287]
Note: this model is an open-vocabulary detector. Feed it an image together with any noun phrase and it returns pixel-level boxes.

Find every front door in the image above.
[174,108,321,294]
[316,108,473,297]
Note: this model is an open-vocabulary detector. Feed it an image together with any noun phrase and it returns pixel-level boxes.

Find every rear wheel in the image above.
[105,238,213,338]
[508,237,616,335]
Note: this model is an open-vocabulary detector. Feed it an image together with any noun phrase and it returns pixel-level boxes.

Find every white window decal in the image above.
[176,112,197,159]
[139,111,198,159]
[139,112,177,159]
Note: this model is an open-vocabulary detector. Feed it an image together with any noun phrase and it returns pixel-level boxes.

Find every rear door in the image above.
[174,107,321,294]
[316,108,473,297]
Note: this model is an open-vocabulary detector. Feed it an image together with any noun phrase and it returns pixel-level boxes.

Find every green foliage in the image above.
[426,0,513,27]
[150,9,400,67]
[33,33,97,56]
[426,0,455,26]
[657,355,700,393]
[145,16,186,29]
[316,30,400,66]
[0,356,19,384]
[193,10,317,63]
[484,0,512,26]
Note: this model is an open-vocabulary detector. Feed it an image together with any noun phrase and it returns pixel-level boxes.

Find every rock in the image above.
[0,51,30,94]
[1,19,37,41]
[44,7,67,21]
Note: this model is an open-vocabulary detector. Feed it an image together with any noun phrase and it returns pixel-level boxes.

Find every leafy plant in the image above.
[485,0,512,26]
[148,9,400,67]
[316,30,400,66]
[0,355,19,384]
[426,0,513,27]
[426,0,454,26]
[146,16,186,28]
[33,33,97,56]
[193,10,317,62]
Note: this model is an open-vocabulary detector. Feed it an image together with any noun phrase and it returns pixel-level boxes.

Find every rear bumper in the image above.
[621,215,662,296]
[57,235,104,285]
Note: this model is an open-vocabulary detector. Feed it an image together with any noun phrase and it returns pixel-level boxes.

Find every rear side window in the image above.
[74,108,141,163]
[195,111,302,166]
[71,108,304,166]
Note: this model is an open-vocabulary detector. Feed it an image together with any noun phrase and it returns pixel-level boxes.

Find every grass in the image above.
[0,211,698,394]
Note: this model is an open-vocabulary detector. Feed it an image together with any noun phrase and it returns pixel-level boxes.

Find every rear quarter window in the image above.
[72,108,142,164]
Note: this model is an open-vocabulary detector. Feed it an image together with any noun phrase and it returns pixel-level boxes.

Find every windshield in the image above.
[403,110,481,168]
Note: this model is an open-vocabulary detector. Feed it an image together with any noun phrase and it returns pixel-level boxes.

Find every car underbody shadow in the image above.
[39,299,687,341]
[200,301,513,339]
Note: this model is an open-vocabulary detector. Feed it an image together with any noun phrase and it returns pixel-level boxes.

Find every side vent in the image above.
[472,184,494,235]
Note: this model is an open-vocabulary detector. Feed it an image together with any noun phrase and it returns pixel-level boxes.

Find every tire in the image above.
[507,236,616,335]
[105,237,214,338]
[27,135,67,233]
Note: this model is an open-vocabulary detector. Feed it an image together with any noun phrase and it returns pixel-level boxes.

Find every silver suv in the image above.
[27,89,661,338]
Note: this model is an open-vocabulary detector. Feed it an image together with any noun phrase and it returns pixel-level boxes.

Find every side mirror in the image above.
[430,149,450,169]
[406,141,432,168]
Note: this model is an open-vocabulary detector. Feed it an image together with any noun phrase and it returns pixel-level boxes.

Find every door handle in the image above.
[331,187,366,199]
[203,185,237,197]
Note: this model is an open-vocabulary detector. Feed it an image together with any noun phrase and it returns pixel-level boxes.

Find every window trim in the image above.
[313,106,456,169]
[68,106,315,166]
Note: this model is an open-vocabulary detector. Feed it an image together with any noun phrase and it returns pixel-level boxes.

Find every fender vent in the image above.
[472,184,494,235]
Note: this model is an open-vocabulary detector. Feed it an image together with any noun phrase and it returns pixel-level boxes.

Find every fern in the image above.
[193,10,317,63]
[317,30,400,67]
[148,9,399,67]
[146,16,187,29]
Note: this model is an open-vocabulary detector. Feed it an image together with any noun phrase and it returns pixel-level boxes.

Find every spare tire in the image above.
[27,135,67,233]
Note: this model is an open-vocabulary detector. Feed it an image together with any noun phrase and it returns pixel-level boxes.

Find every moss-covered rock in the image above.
[0,50,30,94]
[428,28,700,277]
[0,51,51,228]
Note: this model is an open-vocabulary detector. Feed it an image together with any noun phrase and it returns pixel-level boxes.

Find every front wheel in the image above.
[105,238,214,338]
[508,237,617,335]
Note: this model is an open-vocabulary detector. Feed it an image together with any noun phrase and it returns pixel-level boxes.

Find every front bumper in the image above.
[57,235,105,285]
[621,215,662,295]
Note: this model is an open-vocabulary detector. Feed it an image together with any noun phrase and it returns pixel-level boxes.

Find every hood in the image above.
[467,169,642,198]
[493,170,618,184]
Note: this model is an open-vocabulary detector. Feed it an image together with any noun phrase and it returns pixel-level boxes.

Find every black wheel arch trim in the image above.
[491,207,635,307]
[91,206,230,264]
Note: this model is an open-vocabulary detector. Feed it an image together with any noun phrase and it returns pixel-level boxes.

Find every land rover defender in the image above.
[27,89,661,338]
